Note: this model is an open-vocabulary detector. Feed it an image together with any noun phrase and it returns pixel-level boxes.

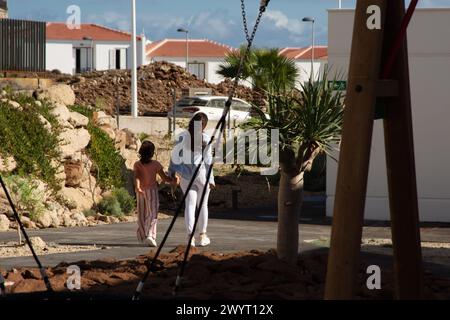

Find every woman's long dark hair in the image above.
[188,112,208,152]
[139,141,155,164]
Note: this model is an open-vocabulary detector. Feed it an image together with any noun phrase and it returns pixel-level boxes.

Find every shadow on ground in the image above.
[2,247,449,300]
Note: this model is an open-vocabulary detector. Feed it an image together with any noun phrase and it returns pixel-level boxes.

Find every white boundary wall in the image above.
[327,9,450,222]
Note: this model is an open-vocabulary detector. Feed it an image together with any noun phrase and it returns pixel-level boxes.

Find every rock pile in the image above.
[0,84,141,231]
[70,61,265,115]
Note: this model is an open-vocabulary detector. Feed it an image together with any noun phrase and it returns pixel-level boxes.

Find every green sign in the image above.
[329,80,347,91]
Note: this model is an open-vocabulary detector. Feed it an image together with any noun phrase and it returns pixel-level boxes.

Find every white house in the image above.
[46,23,147,75]
[279,46,328,86]
[326,8,450,222]
[146,39,234,84]
[0,0,7,19]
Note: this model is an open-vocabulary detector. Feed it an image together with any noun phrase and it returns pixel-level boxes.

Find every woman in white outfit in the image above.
[168,112,215,247]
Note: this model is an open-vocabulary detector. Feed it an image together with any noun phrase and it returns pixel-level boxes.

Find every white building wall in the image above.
[327,9,450,222]
[46,39,145,75]
[46,42,74,74]
[295,60,327,86]
[95,42,130,71]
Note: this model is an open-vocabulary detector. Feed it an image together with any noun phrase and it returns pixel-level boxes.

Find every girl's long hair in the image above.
[188,112,208,152]
[139,141,155,164]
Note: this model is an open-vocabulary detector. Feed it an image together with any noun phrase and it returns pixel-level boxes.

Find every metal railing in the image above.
[0,19,46,72]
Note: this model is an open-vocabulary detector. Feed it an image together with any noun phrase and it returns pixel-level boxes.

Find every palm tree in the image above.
[217,47,299,93]
[243,69,345,264]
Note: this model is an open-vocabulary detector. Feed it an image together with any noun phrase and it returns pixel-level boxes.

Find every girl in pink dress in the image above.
[134,141,177,246]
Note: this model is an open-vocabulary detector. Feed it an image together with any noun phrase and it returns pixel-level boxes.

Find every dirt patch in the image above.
[1,248,448,299]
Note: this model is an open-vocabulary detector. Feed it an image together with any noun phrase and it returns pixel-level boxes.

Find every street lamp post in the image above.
[302,17,315,81]
[177,28,189,72]
[131,0,138,118]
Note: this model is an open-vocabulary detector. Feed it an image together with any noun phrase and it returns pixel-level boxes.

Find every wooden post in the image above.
[325,0,388,299]
[325,0,424,299]
[381,0,424,299]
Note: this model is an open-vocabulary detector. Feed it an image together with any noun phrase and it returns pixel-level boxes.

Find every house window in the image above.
[188,62,206,80]
[75,47,93,73]
[109,48,127,70]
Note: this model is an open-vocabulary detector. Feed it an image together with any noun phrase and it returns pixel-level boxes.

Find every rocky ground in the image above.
[0,237,102,258]
[0,84,144,231]
[1,247,449,300]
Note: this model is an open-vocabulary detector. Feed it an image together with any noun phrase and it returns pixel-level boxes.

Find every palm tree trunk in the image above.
[277,160,304,265]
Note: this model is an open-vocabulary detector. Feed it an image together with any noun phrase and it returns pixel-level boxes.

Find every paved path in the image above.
[0,218,449,269]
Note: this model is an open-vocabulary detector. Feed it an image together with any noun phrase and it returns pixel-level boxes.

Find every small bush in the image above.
[3,175,45,222]
[112,188,135,215]
[87,123,125,190]
[69,105,96,119]
[0,96,62,192]
[98,196,123,217]
[82,209,97,217]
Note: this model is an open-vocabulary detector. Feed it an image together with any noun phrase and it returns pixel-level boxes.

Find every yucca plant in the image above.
[243,69,345,264]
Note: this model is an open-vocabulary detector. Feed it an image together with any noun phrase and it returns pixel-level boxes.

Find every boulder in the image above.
[30,237,47,250]
[92,111,117,129]
[7,100,22,110]
[37,84,76,106]
[44,202,65,228]
[64,160,83,187]
[69,111,89,128]
[38,115,52,131]
[71,212,88,226]
[0,214,10,231]
[60,187,93,211]
[0,155,17,172]
[50,103,73,128]
[99,124,116,140]
[61,212,77,228]
[120,148,140,197]
[59,128,91,159]
[36,210,52,229]
[20,216,35,229]
[120,148,140,171]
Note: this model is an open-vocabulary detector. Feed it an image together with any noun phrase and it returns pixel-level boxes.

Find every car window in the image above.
[176,97,208,108]
[231,99,250,112]
[207,99,226,109]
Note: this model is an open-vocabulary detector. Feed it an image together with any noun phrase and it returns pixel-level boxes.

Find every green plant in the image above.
[95,97,107,111]
[242,68,344,264]
[3,175,46,222]
[82,208,97,217]
[98,196,123,217]
[112,188,135,215]
[138,132,150,142]
[0,96,62,192]
[69,105,96,119]
[217,47,299,93]
[86,123,125,190]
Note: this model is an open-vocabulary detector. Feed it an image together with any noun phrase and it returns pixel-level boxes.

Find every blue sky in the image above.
[8,0,450,48]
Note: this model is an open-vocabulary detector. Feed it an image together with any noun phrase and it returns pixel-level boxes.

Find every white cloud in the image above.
[264,10,306,36]
[87,12,131,31]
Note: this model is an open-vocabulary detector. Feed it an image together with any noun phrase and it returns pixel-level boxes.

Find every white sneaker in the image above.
[199,233,211,247]
[187,235,195,247]
[145,237,157,247]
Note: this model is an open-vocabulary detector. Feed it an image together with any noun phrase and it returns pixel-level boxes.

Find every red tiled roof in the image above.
[147,39,234,58]
[279,46,328,60]
[46,23,141,41]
